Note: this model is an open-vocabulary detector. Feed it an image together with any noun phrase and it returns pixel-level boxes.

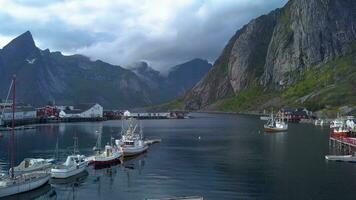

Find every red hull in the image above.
[90,157,121,169]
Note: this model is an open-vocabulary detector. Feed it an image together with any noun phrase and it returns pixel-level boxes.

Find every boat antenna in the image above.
[10,75,16,179]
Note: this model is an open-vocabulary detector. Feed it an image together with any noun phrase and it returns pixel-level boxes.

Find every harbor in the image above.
[1,113,356,199]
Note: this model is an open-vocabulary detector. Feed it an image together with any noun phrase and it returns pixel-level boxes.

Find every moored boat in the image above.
[0,172,50,198]
[0,76,50,198]
[325,155,356,163]
[51,155,87,179]
[91,144,122,167]
[51,137,88,179]
[12,158,53,176]
[116,118,148,157]
[264,112,288,132]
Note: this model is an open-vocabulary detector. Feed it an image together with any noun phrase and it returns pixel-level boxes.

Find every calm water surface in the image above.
[0,113,356,200]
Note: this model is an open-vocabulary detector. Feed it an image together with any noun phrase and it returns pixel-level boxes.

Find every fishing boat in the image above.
[264,112,288,132]
[115,119,148,157]
[12,158,54,176]
[90,131,123,167]
[330,115,344,129]
[51,137,88,179]
[0,76,50,198]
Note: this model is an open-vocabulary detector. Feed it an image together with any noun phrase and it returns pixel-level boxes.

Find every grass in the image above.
[213,87,280,112]
[207,44,356,113]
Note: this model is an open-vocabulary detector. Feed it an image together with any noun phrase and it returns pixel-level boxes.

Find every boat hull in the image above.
[51,165,87,179]
[0,174,50,198]
[91,154,122,168]
[325,155,356,163]
[264,126,288,132]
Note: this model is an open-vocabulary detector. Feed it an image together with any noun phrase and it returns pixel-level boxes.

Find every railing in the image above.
[331,134,356,146]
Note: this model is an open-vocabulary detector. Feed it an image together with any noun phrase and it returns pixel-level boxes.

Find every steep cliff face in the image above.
[185,0,356,110]
[262,0,356,86]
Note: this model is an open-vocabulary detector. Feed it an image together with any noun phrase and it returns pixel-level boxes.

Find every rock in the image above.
[184,0,356,110]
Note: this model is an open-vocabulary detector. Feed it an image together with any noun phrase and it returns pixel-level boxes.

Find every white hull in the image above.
[51,164,87,179]
[325,155,356,163]
[123,145,148,156]
[0,174,50,198]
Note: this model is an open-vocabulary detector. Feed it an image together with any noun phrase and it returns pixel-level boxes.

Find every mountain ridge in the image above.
[183,0,356,114]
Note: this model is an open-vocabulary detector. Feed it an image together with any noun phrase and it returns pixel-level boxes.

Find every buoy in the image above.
[198,136,201,140]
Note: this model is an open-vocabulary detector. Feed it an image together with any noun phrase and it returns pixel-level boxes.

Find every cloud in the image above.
[0,0,288,71]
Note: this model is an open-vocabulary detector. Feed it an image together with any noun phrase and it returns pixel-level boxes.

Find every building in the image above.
[61,103,103,118]
[1,106,37,121]
[37,106,60,118]
[279,108,312,122]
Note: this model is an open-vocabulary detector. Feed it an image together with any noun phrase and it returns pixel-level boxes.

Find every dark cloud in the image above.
[0,0,288,71]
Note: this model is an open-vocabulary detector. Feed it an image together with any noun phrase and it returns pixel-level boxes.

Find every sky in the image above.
[0,0,288,72]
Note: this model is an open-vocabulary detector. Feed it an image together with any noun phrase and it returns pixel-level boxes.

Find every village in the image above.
[0,101,188,128]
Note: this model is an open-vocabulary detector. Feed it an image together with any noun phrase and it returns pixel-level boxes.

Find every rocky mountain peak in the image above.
[1,31,39,62]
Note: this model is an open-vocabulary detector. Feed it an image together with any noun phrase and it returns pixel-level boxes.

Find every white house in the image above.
[62,103,103,118]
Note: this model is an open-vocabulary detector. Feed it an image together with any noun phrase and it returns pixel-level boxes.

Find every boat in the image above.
[0,76,50,198]
[12,158,54,176]
[0,172,50,198]
[314,119,324,126]
[264,112,288,132]
[115,118,148,157]
[331,125,350,136]
[325,155,356,163]
[330,114,344,129]
[51,137,88,179]
[90,132,123,167]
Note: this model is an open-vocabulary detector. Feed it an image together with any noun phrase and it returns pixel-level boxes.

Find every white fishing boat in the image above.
[12,158,54,176]
[115,119,148,157]
[264,112,288,132]
[51,137,88,179]
[51,155,87,179]
[325,155,356,163]
[0,76,50,198]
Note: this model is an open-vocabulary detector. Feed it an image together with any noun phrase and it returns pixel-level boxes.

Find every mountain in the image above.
[184,0,356,114]
[0,31,153,108]
[129,58,212,102]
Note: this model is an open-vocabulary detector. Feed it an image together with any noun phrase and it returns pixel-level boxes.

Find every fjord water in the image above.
[1,113,356,200]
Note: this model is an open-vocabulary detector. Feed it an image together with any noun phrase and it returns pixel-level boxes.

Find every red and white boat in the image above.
[91,144,122,167]
[89,132,123,167]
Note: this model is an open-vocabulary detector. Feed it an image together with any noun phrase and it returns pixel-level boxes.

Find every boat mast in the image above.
[73,135,79,155]
[10,75,16,179]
